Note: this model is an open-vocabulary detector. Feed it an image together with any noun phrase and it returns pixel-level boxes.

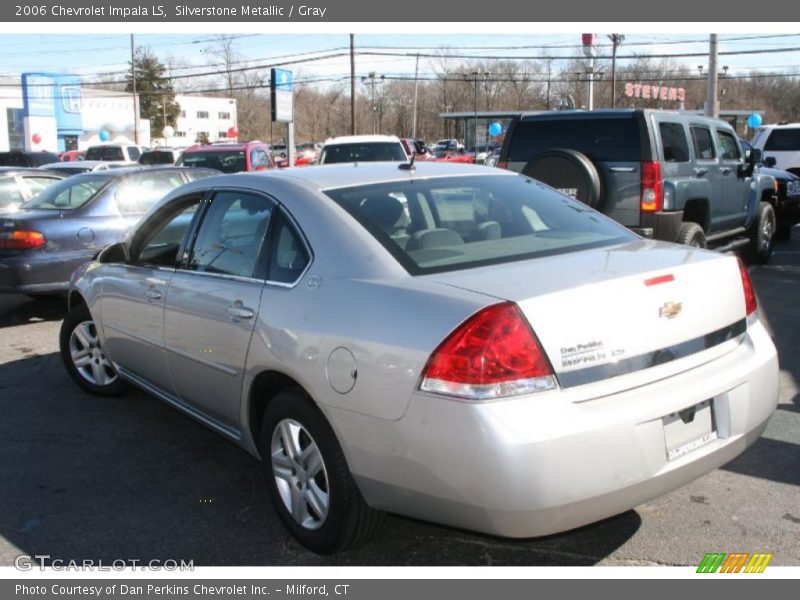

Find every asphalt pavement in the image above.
[0,234,798,567]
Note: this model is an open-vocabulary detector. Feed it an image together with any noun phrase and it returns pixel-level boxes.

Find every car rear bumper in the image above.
[0,251,92,294]
[635,210,683,242]
[332,318,778,538]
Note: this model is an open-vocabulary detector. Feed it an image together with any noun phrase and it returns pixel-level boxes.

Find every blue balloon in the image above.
[488,122,502,137]
[747,113,763,129]
[99,129,110,142]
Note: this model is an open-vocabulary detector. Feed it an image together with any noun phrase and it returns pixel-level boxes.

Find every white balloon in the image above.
[162,125,175,138]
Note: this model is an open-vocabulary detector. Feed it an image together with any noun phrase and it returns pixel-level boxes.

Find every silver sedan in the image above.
[60,162,778,554]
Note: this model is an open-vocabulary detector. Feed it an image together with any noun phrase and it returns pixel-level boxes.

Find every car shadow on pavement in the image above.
[0,351,640,567]
[0,295,67,329]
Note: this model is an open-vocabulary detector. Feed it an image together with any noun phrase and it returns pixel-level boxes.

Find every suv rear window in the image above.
[85,146,125,161]
[325,174,633,275]
[764,128,800,151]
[177,150,246,173]
[320,143,406,164]
[508,117,642,162]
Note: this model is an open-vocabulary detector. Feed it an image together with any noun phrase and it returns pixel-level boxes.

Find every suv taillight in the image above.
[0,230,46,250]
[737,257,758,318]
[420,302,556,400]
[641,161,662,212]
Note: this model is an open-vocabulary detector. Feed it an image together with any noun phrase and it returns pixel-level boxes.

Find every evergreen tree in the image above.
[125,47,181,137]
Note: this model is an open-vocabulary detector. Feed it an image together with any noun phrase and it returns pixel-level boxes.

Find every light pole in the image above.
[361,72,385,135]
[608,34,625,108]
[465,71,488,150]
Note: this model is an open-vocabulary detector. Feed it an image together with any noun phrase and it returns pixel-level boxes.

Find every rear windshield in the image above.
[324,174,634,275]
[139,151,176,165]
[22,175,112,210]
[320,143,406,164]
[509,116,642,162]
[85,146,126,161]
[764,128,800,151]
[177,150,245,173]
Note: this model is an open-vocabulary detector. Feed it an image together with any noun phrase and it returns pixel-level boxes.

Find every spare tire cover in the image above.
[522,149,603,209]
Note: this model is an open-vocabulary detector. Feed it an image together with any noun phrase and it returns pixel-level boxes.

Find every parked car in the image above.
[0,168,64,212]
[434,138,463,152]
[0,166,218,295]
[400,138,433,161]
[498,110,777,264]
[84,144,143,163]
[470,144,496,164]
[270,144,288,161]
[176,141,275,173]
[0,150,61,168]
[39,161,137,176]
[431,148,475,164]
[318,135,407,164]
[751,123,800,176]
[60,150,86,162]
[484,147,501,168]
[60,162,777,554]
[139,148,182,166]
[741,138,800,240]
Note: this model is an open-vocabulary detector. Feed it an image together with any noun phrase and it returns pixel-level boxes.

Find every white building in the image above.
[0,76,25,152]
[169,95,238,147]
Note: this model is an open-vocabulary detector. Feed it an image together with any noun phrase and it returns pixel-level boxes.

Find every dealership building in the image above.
[0,73,236,153]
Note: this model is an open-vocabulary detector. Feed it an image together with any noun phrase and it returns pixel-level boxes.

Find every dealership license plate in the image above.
[663,399,717,461]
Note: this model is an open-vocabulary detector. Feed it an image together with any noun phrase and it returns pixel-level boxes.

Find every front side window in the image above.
[135,199,203,267]
[325,174,634,275]
[114,171,187,215]
[691,127,716,160]
[188,191,273,279]
[716,130,741,160]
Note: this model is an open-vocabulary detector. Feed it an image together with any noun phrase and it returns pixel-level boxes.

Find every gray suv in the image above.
[498,109,777,263]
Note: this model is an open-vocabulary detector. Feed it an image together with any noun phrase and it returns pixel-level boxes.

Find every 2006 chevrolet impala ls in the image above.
[60,161,778,554]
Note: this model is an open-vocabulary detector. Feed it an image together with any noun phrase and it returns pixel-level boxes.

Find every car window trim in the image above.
[262,207,314,289]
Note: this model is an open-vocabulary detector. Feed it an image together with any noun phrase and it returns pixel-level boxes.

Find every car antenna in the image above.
[398,151,416,171]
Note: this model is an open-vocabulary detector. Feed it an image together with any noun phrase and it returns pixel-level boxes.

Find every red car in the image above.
[60,150,86,162]
[176,141,275,173]
[431,149,475,164]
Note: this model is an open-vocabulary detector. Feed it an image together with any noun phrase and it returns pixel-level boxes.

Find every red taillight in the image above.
[420,302,555,400]
[496,160,508,170]
[641,161,662,212]
[0,230,46,250]
[737,257,757,317]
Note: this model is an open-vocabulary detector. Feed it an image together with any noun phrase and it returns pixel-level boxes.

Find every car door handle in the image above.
[694,168,708,177]
[609,166,636,173]
[144,289,162,301]
[720,167,732,175]
[226,306,255,320]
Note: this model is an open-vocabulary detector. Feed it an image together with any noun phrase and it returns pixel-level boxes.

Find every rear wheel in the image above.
[676,221,706,248]
[259,389,383,554]
[59,303,126,396]
[742,201,776,265]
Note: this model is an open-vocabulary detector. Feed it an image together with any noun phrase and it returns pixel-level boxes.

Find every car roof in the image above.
[170,161,515,194]
[323,135,402,146]
[183,142,263,152]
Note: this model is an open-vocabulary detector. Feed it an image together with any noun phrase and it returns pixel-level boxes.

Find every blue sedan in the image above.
[0,166,218,295]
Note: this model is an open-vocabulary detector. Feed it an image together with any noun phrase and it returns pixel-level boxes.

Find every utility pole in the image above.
[349,34,356,135]
[130,34,139,144]
[608,34,625,108]
[361,72,384,134]
[412,53,419,139]
[705,34,720,118]
[465,71,487,151]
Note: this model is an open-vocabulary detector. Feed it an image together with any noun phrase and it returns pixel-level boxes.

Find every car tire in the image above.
[522,149,603,209]
[59,303,126,397]
[742,201,776,265]
[675,221,707,248]
[259,389,383,554]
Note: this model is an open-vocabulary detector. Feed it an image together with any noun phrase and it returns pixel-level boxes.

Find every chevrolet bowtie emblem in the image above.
[659,301,683,319]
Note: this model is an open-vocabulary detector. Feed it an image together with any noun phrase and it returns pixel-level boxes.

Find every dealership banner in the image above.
[0,0,795,22]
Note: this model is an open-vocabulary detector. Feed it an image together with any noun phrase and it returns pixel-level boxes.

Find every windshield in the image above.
[320,142,406,164]
[21,175,112,210]
[325,174,634,275]
[177,150,245,173]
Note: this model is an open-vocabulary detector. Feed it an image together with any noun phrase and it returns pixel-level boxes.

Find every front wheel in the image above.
[742,201,776,265]
[259,390,383,554]
[59,303,126,396]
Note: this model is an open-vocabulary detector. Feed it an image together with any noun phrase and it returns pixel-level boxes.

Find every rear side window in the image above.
[659,122,690,163]
[268,213,310,284]
[764,128,800,151]
[691,127,716,160]
[716,130,741,160]
[325,174,634,275]
[508,117,642,162]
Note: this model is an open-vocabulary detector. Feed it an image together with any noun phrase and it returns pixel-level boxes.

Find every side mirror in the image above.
[97,242,129,264]
[764,156,776,168]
